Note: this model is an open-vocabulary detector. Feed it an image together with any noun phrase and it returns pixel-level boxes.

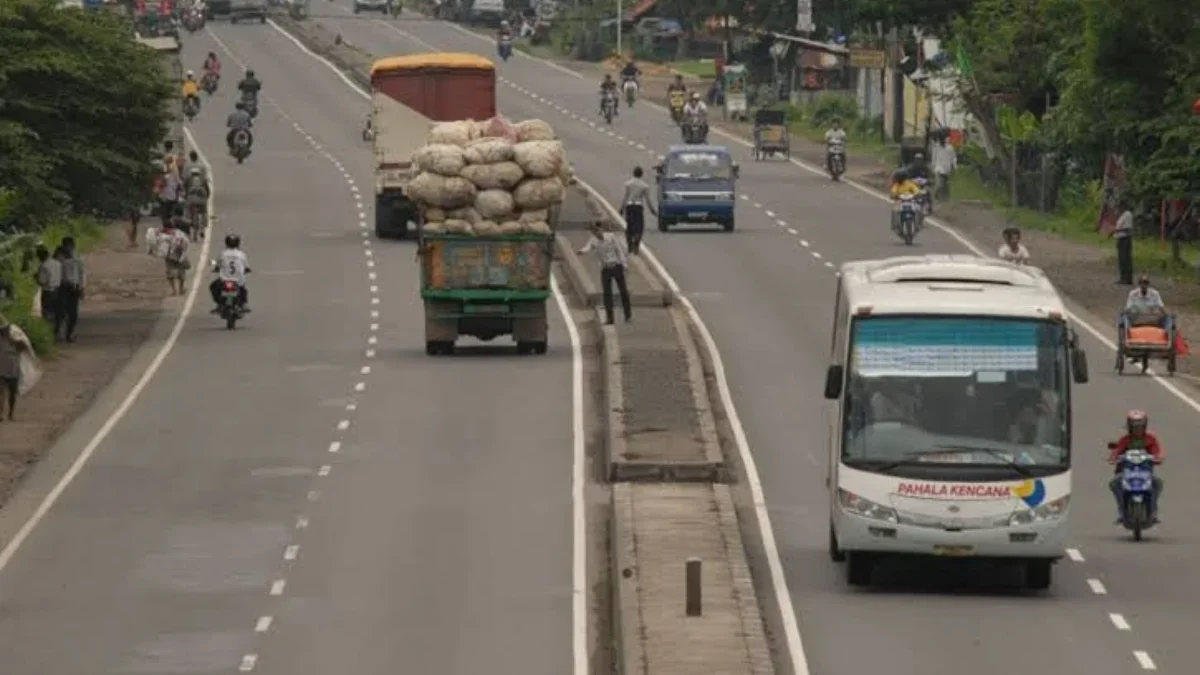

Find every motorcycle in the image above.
[681,117,708,144]
[893,194,920,245]
[828,142,845,180]
[230,129,252,164]
[241,95,259,119]
[668,90,685,125]
[210,269,250,330]
[182,8,204,32]
[183,96,200,121]
[498,36,513,61]
[914,176,933,214]
[201,70,219,95]
[622,77,638,107]
[362,116,374,142]
[1110,443,1159,541]
[601,92,617,125]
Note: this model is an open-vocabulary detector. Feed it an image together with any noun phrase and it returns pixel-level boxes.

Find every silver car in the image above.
[353,0,394,13]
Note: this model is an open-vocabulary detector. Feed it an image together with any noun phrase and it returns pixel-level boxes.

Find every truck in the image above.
[369,53,496,239]
[367,53,554,355]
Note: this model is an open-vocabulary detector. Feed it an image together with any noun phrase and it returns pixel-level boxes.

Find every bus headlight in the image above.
[838,489,898,523]
[1008,496,1070,526]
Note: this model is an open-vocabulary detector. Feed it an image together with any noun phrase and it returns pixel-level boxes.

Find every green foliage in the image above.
[0,0,174,230]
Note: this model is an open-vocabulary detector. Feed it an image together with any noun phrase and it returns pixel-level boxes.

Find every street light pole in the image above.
[616,0,623,59]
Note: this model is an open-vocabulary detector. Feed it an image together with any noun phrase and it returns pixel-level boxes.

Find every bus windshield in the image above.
[841,315,1070,472]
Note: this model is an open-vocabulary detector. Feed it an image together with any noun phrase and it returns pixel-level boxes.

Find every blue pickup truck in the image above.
[654,144,739,232]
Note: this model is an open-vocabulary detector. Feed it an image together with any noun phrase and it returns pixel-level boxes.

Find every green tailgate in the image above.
[421,233,554,301]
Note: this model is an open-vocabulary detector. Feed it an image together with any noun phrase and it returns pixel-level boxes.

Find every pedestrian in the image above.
[34,244,62,321]
[0,314,28,421]
[1110,201,1134,285]
[998,226,1030,265]
[56,237,86,343]
[158,168,183,229]
[160,217,191,295]
[931,135,957,201]
[578,222,632,325]
[620,166,657,255]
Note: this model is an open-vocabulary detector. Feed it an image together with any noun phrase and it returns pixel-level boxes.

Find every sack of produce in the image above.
[443,219,474,235]
[446,206,481,224]
[460,161,524,190]
[424,207,446,222]
[474,219,500,235]
[498,220,524,234]
[479,114,519,143]
[463,138,516,164]
[407,172,477,209]
[413,144,466,176]
[474,189,516,221]
[513,140,565,178]
[515,119,556,142]
[558,161,576,185]
[513,177,565,210]
[428,121,473,147]
[523,220,553,235]
[423,221,447,234]
[517,209,550,223]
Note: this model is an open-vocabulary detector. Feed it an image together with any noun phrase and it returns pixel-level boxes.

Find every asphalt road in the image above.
[301,6,1200,673]
[0,22,574,675]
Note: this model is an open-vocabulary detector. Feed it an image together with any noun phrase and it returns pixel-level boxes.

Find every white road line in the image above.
[346,402,357,411]
[239,654,258,672]
[328,441,341,453]
[365,349,376,358]
[267,23,589,675]
[1133,651,1157,670]
[295,517,308,529]
[254,616,274,633]
[306,490,320,502]
[575,178,812,675]
[283,545,299,561]
[337,419,350,431]
[355,382,366,391]
[318,465,332,477]
[368,336,377,345]
[1066,548,1085,562]
[269,579,286,596]
[1109,613,1131,630]
[360,366,371,374]
[799,239,810,247]
[1087,578,1108,595]
[765,210,776,217]
[0,128,216,576]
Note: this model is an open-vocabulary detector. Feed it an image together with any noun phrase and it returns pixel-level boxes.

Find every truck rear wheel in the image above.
[517,340,548,355]
[425,340,455,355]
[374,197,392,239]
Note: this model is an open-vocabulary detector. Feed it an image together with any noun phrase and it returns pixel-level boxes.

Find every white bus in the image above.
[824,255,1090,590]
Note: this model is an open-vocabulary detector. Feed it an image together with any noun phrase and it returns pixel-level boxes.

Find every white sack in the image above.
[474,220,500,235]
[498,220,524,234]
[460,162,525,190]
[512,177,565,210]
[522,221,553,235]
[515,119,556,142]
[413,144,466,176]
[407,172,477,209]
[424,207,446,222]
[444,219,474,235]
[446,206,481,224]
[428,121,473,147]
[463,138,515,164]
[423,221,447,233]
[513,140,565,178]
[474,189,516,220]
[518,209,550,224]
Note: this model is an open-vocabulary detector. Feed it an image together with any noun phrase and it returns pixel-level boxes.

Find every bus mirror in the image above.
[1071,349,1089,383]
[824,365,844,399]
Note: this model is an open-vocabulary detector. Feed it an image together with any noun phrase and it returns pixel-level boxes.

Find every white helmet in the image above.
[189,165,202,175]
[186,70,195,78]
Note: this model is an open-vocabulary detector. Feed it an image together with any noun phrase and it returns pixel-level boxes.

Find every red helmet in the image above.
[1126,409,1148,434]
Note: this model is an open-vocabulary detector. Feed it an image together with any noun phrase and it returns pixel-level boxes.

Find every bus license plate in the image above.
[933,545,975,556]
[688,211,706,219]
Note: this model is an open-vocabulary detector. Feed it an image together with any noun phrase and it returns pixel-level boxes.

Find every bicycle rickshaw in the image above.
[752,109,790,160]
[1116,309,1179,375]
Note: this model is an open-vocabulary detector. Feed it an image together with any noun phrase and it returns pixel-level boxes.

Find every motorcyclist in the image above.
[237,69,262,107]
[599,74,618,116]
[824,118,847,173]
[497,19,513,41]
[1107,410,1164,523]
[226,101,254,151]
[681,92,708,140]
[620,59,640,82]
[890,169,922,230]
[905,151,932,182]
[203,51,221,77]
[182,71,201,110]
[210,233,250,311]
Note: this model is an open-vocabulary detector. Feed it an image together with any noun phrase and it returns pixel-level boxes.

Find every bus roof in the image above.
[370,53,495,76]
[838,255,1068,320]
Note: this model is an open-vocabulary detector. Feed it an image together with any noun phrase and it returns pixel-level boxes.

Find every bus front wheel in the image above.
[846,552,874,586]
[1024,560,1052,591]
[828,526,846,562]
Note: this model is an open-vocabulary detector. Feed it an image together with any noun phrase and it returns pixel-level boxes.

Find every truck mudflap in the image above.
[423,298,549,355]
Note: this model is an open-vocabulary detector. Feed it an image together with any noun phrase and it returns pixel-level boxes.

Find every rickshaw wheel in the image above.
[1115,346,1125,374]
[1141,356,1150,373]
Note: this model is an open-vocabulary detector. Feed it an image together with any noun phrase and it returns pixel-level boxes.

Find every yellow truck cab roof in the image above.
[370,53,494,75]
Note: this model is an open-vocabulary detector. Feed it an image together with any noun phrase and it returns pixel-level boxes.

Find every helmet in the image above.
[208,51,216,59]
[186,70,194,78]
[246,70,255,78]
[690,92,700,100]
[1126,409,1148,434]
[235,101,245,110]
[894,169,910,182]
[225,234,241,248]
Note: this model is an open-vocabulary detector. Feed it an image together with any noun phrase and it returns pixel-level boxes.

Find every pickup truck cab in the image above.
[228,0,267,22]
[655,144,739,232]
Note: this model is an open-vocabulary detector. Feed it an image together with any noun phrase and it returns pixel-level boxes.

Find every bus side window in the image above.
[829,276,845,361]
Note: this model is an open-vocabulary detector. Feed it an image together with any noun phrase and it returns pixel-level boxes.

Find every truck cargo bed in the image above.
[420,233,554,297]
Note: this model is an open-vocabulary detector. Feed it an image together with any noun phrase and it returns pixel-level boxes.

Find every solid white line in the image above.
[1066,548,1085,562]
[1109,613,1131,630]
[1087,578,1108,595]
[575,178,812,675]
[254,616,274,632]
[267,20,590,675]
[1133,651,1157,670]
[0,128,216,577]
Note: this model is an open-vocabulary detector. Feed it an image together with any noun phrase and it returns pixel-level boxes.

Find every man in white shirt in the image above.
[998,226,1030,264]
[1109,203,1134,284]
[578,222,631,325]
[823,119,847,175]
[1122,274,1172,335]
[210,233,250,311]
[931,136,957,201]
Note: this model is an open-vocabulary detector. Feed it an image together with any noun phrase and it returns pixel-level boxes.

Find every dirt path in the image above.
[0,225,168,508]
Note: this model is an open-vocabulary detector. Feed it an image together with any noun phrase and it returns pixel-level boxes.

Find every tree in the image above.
[0,0,173,230]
